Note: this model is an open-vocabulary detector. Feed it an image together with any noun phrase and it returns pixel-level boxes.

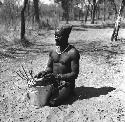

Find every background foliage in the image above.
[0,0,125,29]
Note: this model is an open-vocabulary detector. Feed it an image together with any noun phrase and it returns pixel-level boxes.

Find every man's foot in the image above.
[49,98,60,107]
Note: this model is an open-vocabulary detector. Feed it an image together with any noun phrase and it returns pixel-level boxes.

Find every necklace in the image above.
[56,44,70,54]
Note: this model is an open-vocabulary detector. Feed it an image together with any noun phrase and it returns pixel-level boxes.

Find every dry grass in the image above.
[1,22,125,122]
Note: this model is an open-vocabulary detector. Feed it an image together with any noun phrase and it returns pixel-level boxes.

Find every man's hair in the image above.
[55,24,72,37]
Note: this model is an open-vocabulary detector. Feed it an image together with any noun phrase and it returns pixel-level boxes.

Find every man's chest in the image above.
[52,53,71,65]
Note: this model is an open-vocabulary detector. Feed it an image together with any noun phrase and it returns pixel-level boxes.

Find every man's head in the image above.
[55,25,72,46]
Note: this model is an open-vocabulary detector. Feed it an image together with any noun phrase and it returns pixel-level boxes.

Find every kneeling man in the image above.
[34,25,80,106]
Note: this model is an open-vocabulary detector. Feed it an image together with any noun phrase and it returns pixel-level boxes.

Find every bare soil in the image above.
[1,24,125,122]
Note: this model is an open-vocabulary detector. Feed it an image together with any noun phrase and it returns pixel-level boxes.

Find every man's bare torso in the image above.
[51,45,74,75]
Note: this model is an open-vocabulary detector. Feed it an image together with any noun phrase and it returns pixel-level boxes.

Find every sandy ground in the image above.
[1,25,125,122]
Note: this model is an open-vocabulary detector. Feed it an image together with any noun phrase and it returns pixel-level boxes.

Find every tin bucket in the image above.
[28,85,52,108]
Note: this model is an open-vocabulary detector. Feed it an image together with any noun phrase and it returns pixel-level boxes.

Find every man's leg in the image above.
[49,86,74,106]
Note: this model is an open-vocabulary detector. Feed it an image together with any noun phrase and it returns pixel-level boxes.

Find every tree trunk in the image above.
[21,0,28,40]
[21,10,25,40]
[79,10,81,21]
[91,0,96,24]
[85,5,89,23]
[111,0,125,41]
[96,3,100,20]
[33,0,40,25]
[66,10,69,24]
[111,0,117,17]
[80,2,84,23]
[103,0,106,21]
[61,0,70,24]
[66,2,70,24]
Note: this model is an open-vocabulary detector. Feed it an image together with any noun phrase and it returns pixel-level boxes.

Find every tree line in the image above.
[55,0,125,24]
[0,0,125,45]
[0,0,124,26]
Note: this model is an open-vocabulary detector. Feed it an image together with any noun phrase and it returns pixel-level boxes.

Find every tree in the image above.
[33,0,40,25]
[54,0,73,23]
[110,0,117,16]
[103,0,106,21]
[84,5,89,23]
[21,0,28,40]
[95,2,100,20]
[111,0,125,41]
[91,0,96,23]
[84,0,91,23]
[20,0,41,46]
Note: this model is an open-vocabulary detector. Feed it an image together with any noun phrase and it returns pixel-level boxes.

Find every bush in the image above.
[0,0,20,28]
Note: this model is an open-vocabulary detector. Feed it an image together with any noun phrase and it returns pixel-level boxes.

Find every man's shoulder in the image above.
[69,45,80,59]
[69,45,79,54]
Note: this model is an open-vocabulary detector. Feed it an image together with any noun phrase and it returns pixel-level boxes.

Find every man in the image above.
[34,24,80,106]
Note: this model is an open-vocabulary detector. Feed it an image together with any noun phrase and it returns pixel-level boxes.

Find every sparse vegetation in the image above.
[1,0,125,121]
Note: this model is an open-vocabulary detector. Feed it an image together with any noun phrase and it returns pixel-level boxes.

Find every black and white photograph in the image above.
[1,0,125,121]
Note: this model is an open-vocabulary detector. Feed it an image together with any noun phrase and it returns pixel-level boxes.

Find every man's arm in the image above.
[44,51,53,74]
[57,49,80,81]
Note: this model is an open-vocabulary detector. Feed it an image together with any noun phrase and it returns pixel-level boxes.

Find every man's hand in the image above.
[44,73,56,81]
[32,77,50,86]
[34,71,47,78]
[33,73,65,87]
[60,81,66,86]
[44,73,63,81]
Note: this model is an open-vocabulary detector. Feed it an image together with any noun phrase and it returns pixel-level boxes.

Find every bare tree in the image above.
[91,0,96,24]
[21,0,28,40]
[33,0,40,26]
[20,0,41,46]
[110,0,117,16]
[111,0,125,41]
[103,0,106,21]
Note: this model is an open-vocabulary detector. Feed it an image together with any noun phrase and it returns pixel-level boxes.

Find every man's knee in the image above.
[48,86,72,106]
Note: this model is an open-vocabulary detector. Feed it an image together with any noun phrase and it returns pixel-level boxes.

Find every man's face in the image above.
[55,29,65,46]
[55,25,72,46]
[55,34,64,46]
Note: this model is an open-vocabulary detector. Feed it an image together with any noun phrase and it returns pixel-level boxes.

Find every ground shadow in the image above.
[64,86,115,105]
[75,86,115,99]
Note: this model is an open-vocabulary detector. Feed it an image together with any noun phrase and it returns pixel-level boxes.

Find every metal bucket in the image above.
[28,85,52,108]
